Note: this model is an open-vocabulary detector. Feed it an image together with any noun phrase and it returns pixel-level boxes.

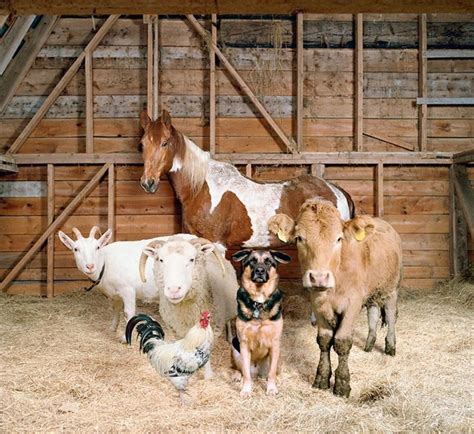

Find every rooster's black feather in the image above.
[125,314,165,354]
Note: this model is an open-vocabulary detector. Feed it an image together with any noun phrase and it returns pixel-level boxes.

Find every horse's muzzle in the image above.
[140,178,158,193]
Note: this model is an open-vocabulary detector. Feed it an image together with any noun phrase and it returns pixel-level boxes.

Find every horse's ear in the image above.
[161,109,172,130]
[140,109,151,130]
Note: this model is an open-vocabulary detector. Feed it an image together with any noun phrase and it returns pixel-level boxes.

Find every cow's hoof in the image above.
[364,337,375,352]
[385,346,396,356]
[312,374,331,390]
[333,378,351,398]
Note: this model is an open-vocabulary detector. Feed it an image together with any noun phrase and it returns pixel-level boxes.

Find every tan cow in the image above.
[268,199,402,397]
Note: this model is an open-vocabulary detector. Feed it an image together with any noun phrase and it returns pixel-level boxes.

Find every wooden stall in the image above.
[0,12,473,296]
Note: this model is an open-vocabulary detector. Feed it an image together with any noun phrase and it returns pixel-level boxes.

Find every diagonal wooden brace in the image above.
[186,14,297,154]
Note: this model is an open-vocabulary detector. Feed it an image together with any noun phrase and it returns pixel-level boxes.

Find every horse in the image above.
[139,109,355,248]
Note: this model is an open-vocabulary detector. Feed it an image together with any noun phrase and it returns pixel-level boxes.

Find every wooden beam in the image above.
[311,163,325,178]
[245,163,252,178]
[0,153,18,173]
[0,16,58,114]
[108,163,115,242]
[354,14,363,152]
[418,13,427,152]
[6,15,119,155]
[296,12,304,151]
[426,49,474,59]
[453,149,474,165]
[186,14,297,154]
[363,130,414,151]
[0,164,110,293]
[453,164,474,237]
[209,14,217,156]
[153,16,159,119]
[417,97,474,105]
[12,152,453,165]
[85,50,93,153]
[375,162,384,217]
[146,17,153,118]
[0,15,35,75]
[47,164,54,298]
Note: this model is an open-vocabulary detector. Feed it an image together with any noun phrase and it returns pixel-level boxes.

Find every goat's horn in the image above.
[191,238,227,276]
[89,226,100,239]
[72,227,83,240]
[139,239,166,283]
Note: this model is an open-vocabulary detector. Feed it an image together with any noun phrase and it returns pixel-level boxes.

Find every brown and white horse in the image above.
[139,109,355,248]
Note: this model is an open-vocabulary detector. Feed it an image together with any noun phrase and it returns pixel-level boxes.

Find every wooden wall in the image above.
[0,14,473,295]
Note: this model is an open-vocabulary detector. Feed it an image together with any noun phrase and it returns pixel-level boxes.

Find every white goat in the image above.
[58,226,196,341]
[139,237,239,378]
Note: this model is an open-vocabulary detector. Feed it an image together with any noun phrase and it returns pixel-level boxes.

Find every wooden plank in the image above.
[245,163,252,178]
[6,15,120,154]
[209,14,217,156]
[417,97,474,105]
[0,16,58,114]
[453,149,474,164]
[375,162,384,217]
[153,16,159,119]
[426,49,474,59]
[363,130,414,151]
[47,164,54,298]
[146,18,153,118]
[0,163,109,293]
[311,163,325,178]
[0,15,8,28]
[296,13,303,151]
[186,14,297,154]
[85,50,93,153]
[0,15,35,75]
[418,14,427,152]
[108,163,115,241]
[354,14,363,152]
[453,164,474,237]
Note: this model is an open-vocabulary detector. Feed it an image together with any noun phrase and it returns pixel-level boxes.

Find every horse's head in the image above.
[139,109,179,193]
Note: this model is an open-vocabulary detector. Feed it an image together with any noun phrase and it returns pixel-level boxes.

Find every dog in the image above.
[230,249,291,397]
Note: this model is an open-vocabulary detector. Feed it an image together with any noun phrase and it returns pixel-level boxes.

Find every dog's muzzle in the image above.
[251,266,269,283]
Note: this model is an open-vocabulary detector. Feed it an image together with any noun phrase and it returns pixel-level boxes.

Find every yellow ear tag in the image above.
[277,230,288,243]
[355,229,366,241]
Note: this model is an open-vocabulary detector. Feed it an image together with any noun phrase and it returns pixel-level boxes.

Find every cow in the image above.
[268,199,402,397]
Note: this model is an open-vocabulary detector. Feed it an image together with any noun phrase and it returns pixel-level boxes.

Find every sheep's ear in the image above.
[198,243,215,256]
[270,250,291,264]
[232,249,252,262]
[98,229,113,248]
[58,231,75,250]
[142,246,158,258]
[140,109,151,130]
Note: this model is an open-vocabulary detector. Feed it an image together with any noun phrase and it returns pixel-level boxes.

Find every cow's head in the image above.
[139,109,181,194]
[268,200,374,290]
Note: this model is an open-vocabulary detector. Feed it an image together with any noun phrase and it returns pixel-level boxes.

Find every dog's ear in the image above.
[270,250,291,264]
[231,249,252,263]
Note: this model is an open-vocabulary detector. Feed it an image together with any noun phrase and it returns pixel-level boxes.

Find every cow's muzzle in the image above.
[303,270,335,290]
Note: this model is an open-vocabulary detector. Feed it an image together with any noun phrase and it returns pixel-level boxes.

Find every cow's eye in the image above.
[337,237,343,243]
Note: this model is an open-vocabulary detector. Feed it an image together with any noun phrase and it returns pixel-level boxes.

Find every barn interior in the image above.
[0,1,473,431]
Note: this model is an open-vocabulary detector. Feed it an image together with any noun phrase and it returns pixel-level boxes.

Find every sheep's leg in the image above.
[313,324,333,390]
[120,293,136,343]
[239,342,253,397]
[266,342,280,396]
[364,304,380,352]
[110,298,123,332]
[203,357,214,380]
[383,291,398,356]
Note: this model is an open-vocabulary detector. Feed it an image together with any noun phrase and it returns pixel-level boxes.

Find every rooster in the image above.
[125,311,214,404]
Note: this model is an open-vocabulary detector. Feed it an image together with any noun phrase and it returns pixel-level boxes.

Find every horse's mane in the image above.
[172,129,210,196]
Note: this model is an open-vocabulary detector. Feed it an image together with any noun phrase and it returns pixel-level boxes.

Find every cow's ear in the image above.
[268,214,295,244]
[232,249,252,262]
[345,217,375,242]
[140,109,151,130]
[270,250,291,264]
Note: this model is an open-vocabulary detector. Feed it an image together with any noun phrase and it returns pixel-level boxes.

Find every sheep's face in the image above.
[58,227,112,278]
[144,240,215,304]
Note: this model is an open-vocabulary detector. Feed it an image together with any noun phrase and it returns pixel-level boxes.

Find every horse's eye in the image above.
[161,141,168,148]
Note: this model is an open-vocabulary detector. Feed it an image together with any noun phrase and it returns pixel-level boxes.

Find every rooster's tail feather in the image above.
[125,314,165,353]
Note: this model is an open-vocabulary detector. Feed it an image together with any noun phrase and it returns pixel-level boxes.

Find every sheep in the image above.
[58,226,196,341]
[139,237,239,377]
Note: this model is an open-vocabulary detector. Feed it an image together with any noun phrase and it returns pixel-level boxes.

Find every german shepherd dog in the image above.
[231,249,291,397]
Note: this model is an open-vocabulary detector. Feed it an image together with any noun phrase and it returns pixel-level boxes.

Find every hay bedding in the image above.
[0,284,472,432]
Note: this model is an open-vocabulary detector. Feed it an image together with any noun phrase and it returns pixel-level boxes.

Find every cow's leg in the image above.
[110,298,123,332]
[313,324,333,390]
[383,291,398,356]
[364,304,380,352]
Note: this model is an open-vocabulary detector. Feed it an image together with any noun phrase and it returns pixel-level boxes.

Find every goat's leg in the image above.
[120,293,136,343]
[383,291,398,356]
[110,298,123,332]
[313,324,333,390]
[364,304,380,352]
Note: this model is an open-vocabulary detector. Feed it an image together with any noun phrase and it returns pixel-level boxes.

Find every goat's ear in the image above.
[268,214,296,243]
[98,229,113,248]
[198,243,215,256]
[232,249,252,263]
[270,250,291,264]
[140,109,151,130]
[58,231,75,250]
[161,109,172,130]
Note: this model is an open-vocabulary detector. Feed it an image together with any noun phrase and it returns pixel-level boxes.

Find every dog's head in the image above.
[231,250,291,284]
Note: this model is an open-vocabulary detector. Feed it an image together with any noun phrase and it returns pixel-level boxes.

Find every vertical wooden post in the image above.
[418,14,427,152]
[246,164,252,178]
[311,163,325,178]
[85,51,94,153]
[375,162,384,217]
[146,18,153,118]
[47,164,54,298]
[153,16,159,119]
[108,163,115,242]
[354,14,363,152]
[209,14,217,156]
[296,13,304,151]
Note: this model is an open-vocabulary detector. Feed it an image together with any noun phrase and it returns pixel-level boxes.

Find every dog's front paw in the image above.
[240,383,252,397]
[231,370,242,382]
[266,381,278,396]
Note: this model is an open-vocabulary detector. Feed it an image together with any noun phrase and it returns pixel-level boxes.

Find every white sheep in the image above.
[139,237,239,377]
[58,226,196,341]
